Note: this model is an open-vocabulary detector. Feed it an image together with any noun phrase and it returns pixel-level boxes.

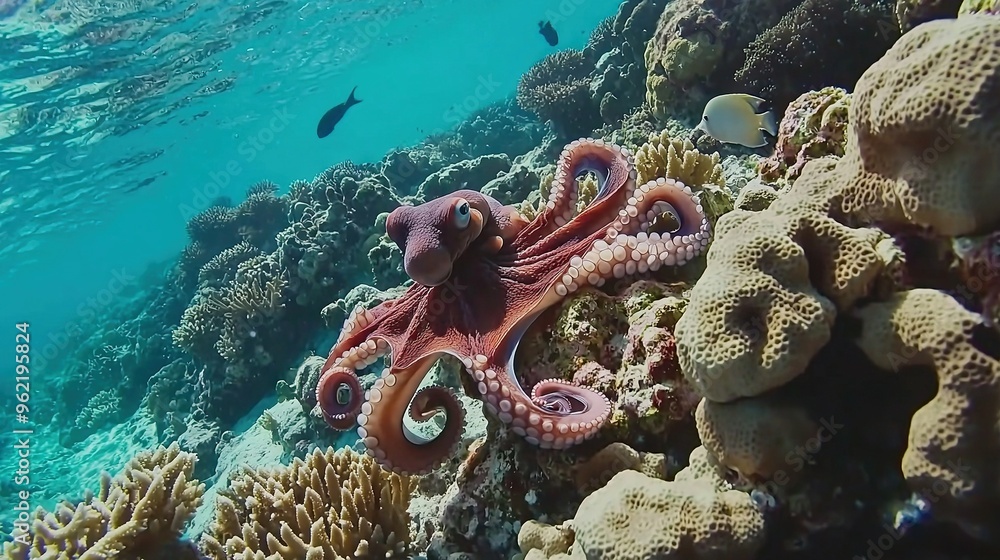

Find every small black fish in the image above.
[317,86,362,138]
[538,20,558,46]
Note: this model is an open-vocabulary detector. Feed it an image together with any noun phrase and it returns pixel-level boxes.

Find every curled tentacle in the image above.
[357,353,464,474]
[409,385,464,426]
[461,351,612,450]
[316,366,363,430]
[521,138,637,245]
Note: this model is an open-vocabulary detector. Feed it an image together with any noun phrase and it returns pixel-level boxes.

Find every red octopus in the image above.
[316,138,711,474]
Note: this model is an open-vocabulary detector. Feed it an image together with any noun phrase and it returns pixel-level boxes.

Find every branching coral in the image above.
[634,130,724,187]
[516,50,601,138]
[198,241,262,288]
[200,447,414,559]
[735,0,898,115]
[3,443,204,559]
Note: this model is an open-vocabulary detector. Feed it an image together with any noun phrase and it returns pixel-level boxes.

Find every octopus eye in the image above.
[452,199,471,230]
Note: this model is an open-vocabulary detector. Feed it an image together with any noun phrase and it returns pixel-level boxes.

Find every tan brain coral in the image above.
[674,175,890,402]
[573,470,765,560]
[695,397,820,481]
[836,14,1000,236]
[854,289,1000,541]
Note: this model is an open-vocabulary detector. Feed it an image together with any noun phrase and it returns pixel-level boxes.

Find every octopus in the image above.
[316,138,711,474]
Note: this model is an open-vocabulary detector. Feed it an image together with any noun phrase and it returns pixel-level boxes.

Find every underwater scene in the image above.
[2,0,1000,558]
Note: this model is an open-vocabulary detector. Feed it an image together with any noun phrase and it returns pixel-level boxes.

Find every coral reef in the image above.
[199,447,414,559]
[516,50,602,138]
[588,0,668,124]
[676,13,1000,552]
[3,443,204,559]
[643,0,803,120]
[757,87,851,186]
[735,0,898,115]
[896,0,963,30]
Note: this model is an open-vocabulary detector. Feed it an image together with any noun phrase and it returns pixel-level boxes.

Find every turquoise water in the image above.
[0,0,612,349]
[0,0,615,549]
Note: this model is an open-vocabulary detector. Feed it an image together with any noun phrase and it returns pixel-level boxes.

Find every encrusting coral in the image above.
[199,446,414,560]
[676,13,1000,545]
[3,443,204,559]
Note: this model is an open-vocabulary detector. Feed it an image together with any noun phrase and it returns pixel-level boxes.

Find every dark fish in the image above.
[316,86,362,138]
[538,20,558,46]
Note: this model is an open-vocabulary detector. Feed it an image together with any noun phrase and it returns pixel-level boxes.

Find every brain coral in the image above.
[854,289,1000,541]
[572,470,766,560]
[835,14,1000,236]
[675,13,1000,544]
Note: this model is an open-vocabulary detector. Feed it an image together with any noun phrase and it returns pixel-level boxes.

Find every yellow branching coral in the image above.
[3,443,204,559]
[518,172,597,222]
[200,447,414,560]
[634,131,725,188]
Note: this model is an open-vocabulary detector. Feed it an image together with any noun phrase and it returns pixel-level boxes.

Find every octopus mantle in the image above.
[317,138,711,474]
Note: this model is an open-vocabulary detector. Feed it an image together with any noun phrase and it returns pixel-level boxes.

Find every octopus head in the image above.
[386,189,490,286]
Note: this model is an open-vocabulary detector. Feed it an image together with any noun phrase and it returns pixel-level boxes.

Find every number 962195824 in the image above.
[14,323,30,424]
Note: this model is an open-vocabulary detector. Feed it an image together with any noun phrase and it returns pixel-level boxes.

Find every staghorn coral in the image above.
[199,446,414,559]
[757,87,851,186]
[634,130,724,187]
[516,50,601,138]
[3,443,204,559]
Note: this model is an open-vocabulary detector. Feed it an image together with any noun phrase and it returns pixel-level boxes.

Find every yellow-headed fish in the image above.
[695,93,778,148]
